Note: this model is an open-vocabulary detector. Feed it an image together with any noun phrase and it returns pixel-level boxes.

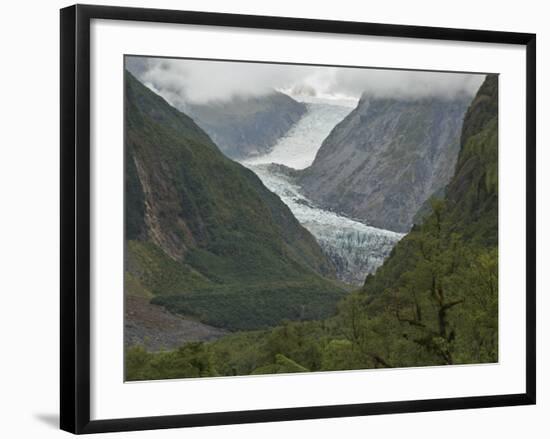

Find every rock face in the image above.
[297,95,471,233]
[125,295,228,351]
[186,92,307,159]
[124,71,344,331]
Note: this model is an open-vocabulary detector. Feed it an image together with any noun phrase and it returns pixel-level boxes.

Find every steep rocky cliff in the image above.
[186,92,307,159]
[298,95,471,232]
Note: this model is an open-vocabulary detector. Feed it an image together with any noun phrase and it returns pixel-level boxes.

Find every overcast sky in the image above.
[126,56,485,106]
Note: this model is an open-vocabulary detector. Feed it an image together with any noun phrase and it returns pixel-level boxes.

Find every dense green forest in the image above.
[125,74,498,381]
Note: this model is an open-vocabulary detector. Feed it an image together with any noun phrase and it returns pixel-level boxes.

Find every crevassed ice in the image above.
[244,102,352,170]
[241,100,404,285]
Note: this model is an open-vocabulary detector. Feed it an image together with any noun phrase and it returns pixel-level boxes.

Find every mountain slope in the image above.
[125,71,343,331]
[444,75,498,245]
[297,95,471,232]
[186,92,307,159]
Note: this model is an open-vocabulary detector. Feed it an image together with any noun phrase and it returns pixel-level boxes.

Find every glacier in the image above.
[241,100,404,285]
[245,102,353,170]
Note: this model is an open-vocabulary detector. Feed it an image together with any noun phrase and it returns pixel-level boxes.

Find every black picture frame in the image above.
[60,4,536,434]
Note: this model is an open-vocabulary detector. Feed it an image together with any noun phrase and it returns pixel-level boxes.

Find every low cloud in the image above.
[328,69,485,101]
[126,56,485,106]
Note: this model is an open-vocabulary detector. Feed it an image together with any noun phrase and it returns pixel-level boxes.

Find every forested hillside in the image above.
[125,71,344,333]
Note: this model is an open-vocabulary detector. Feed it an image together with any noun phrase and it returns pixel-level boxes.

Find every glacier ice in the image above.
[244,102,352,170]
[241,100,403,285]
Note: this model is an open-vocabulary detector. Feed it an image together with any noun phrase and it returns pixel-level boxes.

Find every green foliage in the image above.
[125,343,218,381]
[356,199,498,367]
[262,320,326,370]
[124,272,153,299]
[446,75,498,246]
[208,330,270,376]
[126,240,212,296]
[321,339,358,371]
[252,354,309,375]
[151,281,343,331]
[450,249,498,363]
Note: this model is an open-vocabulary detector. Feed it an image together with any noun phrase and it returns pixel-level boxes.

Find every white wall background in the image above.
[0,0,546,437]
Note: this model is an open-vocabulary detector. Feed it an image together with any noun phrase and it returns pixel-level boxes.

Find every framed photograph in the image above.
[60,4,536,434]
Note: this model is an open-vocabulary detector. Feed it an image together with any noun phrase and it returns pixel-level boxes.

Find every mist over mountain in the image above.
[126,57,484,163]
[126,56,484,104]
[185,92,307,159]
